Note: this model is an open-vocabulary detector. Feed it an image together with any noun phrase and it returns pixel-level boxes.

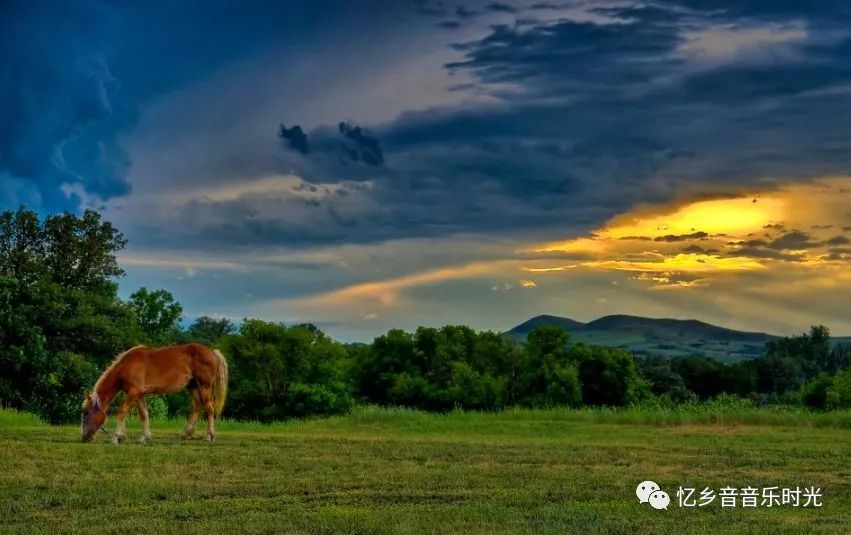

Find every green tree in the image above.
[826,366,851,408]
[127,287,183,345]
[220,320,352,420]
[799,365,851,409]
[0,208,131,422]
[520,326,581,407]
[799,373,834,409]
[472,332,524,405]
[570,344,648,406]
[354,329,417,405]
[353,326,518,410]
[637,356,692,401]
[757,325,831,394]
[186,316,235,345]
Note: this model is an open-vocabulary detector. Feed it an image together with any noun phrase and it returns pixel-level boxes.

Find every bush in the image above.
[145,396,169,419]
[826,367,851,409]
[220,320,353,421]
[800,373,834,409]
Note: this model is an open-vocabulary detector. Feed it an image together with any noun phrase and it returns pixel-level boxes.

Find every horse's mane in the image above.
[93,345,147,394]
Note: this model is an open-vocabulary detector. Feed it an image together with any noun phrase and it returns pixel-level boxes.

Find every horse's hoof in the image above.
[112,435,125,445]
[203,435,214,443]
[138,434,152,444]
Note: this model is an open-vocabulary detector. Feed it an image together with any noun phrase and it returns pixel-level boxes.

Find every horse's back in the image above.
[128,343,218,394]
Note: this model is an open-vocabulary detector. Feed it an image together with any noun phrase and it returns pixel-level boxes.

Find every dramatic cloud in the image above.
[0,2,130,211]
[767,231,821,250]
[7,1,851,338]
[278,124,309,154]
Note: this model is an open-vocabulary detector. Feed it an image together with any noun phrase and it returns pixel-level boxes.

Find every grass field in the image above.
[1,406,849,534]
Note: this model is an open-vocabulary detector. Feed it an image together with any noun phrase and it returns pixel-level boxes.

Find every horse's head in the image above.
[81,392,106,442]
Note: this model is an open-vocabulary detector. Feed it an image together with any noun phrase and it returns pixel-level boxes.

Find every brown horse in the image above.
[81,343,228,443]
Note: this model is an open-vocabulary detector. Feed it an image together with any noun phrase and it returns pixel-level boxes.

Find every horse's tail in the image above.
[212,349,229,417]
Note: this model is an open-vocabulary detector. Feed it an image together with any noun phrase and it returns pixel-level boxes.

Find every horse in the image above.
[81,343,228,444]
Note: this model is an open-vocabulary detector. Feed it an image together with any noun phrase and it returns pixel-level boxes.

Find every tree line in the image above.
[1,208,849,423]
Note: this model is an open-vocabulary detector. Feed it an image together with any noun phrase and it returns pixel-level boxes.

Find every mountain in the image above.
[505,314,778,362]
[509,314,586,334]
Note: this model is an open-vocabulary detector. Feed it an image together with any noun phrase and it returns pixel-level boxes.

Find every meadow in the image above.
[1,406,849,534]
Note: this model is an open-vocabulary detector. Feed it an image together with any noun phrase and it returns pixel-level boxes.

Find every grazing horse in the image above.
[81,343,228,443]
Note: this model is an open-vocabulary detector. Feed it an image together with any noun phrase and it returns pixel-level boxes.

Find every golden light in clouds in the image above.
[272,178,851,323]
[607,196,784,238]
[531,179,851,287]
[533,195,779,277]
[539,195,785,253]
[583,253,764,273]
[289,261,512,309]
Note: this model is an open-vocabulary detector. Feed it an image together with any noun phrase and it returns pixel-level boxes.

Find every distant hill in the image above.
[505,314,781,362]
[508,315,587,334]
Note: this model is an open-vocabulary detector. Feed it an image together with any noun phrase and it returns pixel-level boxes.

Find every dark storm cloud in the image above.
[278,124,309,154]
[133,1,851,250]
[437,20,462,30]
[1,0,388,214]
[414,0,447,17]
[455,6,478,19]
[11,0,851,253]
[674,0,851,23]
[446,15,684,97]
[530,3,560,10]
[0,1,130,210]
[435,2,851,194]
[486,3,519,14]
[277,121,384,167]
[338,122,385,167]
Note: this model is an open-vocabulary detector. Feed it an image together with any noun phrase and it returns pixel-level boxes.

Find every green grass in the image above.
[1,406,849,534]
[0,407,44,428]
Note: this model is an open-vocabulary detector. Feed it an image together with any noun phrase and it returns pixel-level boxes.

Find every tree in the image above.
[637,356,691,401]
[127,287,183,345]
[186,316,235,345]
[757,325,832,394]
[826,366,851,408]
[354,329,417,405]
[799,373,834,409]
[0,208,131,422]
[472,332,524,405]
[801,365,851,409]
[570,344,648,406]
[353,326,518,410]
[520,326,581,407]
[220,320,352,420]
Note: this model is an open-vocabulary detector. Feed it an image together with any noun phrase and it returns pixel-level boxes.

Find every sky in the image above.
[3,0,851,341]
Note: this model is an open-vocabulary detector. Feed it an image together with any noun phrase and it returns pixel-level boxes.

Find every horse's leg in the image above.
[199,386,216,442]
[181,387,202,439]
[136,397,152,444]
[113,393,136,445]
